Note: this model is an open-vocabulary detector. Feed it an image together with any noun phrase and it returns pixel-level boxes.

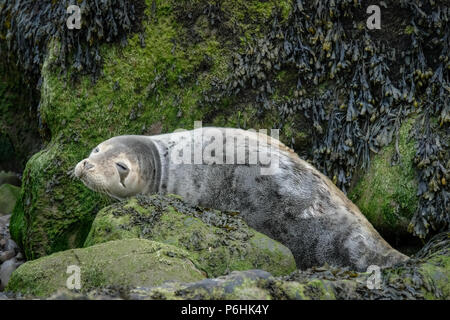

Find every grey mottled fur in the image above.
[77,128,408,271]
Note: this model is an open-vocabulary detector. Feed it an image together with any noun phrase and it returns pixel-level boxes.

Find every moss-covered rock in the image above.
[9,0,302,260]
[9,140,112,260]
[3,233,449,300]
[349,118,418,239]
[0,184,20,215]
[52,233,450,300]
[4,0,448,263]
[6,238,205,297]
[85,195,296,277]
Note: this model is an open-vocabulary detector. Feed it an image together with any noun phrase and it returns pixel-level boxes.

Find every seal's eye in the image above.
[116,162,128,172]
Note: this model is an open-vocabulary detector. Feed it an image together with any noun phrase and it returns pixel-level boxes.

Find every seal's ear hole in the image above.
[116,162,129,172]
[116,162,129,188]
[94,147,99,153]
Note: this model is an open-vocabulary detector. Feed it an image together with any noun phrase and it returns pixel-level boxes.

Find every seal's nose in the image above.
[83,160,95,170]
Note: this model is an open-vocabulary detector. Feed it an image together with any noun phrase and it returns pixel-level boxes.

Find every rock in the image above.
[84,195,296,277]
[93,230,446,300]
[5,239,18,253]
[8,0,307,261]
[15,252,23,261]
[349,118,418,239]
[0,171,21,187]
[0,250,15,263]
[53,233,450,300]
[0,214,10,226]
[0,258,22,291]
[6,238,205,297]
[2,232,449,300]
[0,184,20,216]
[3,0,448,264]
[130,270,275,300]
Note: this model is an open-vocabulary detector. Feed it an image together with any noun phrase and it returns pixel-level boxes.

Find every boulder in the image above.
[3,232,449,300]
[0,258,23,291]
[84,195,296,277]
[50,232,450,300]
[349,118,418,240]
[9,0,301,260]
[4,0,449,263]
[6,238,205,297]
[0,250,15,263]
[0,184,20,216]
[9,143,111,259]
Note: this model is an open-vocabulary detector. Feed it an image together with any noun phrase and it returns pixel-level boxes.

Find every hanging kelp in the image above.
[179,0,449,238]
[0,0,146,84]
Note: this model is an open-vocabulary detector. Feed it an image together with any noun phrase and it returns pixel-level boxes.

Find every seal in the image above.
[75,127,408,271]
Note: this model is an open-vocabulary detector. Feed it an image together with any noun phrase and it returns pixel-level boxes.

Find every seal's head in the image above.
[74,136,159,200]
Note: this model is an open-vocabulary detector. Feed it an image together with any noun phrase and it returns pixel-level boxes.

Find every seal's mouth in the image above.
[74,159,111,197]
[73,155,133,201]
[80,173,122,199]
[75,169,86,180]
[76,169,125,201]
[74,160,92,179]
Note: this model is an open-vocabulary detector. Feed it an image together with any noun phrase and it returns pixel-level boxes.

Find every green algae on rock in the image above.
[9,0,302,261]
[130,270,277,300]
[349,118,418,239]
[9,140,112,260]
[47,232,450,300]
[127,231,446,300]
[3,233,449,300]
[85,195,297,277]
[6,238,205,297]
[0,184,20,215]
[1,1,448,262]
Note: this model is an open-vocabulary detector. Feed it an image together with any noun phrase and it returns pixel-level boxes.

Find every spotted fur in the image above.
[75,127,408,271]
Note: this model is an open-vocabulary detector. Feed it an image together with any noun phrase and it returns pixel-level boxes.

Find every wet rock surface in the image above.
[85,195,296,278]
[0,184,20,216]
[5,238,206,297]
[1,232,448,300]
[0,214,24,291]
[0,0,448,300]
[7,0,448,261]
